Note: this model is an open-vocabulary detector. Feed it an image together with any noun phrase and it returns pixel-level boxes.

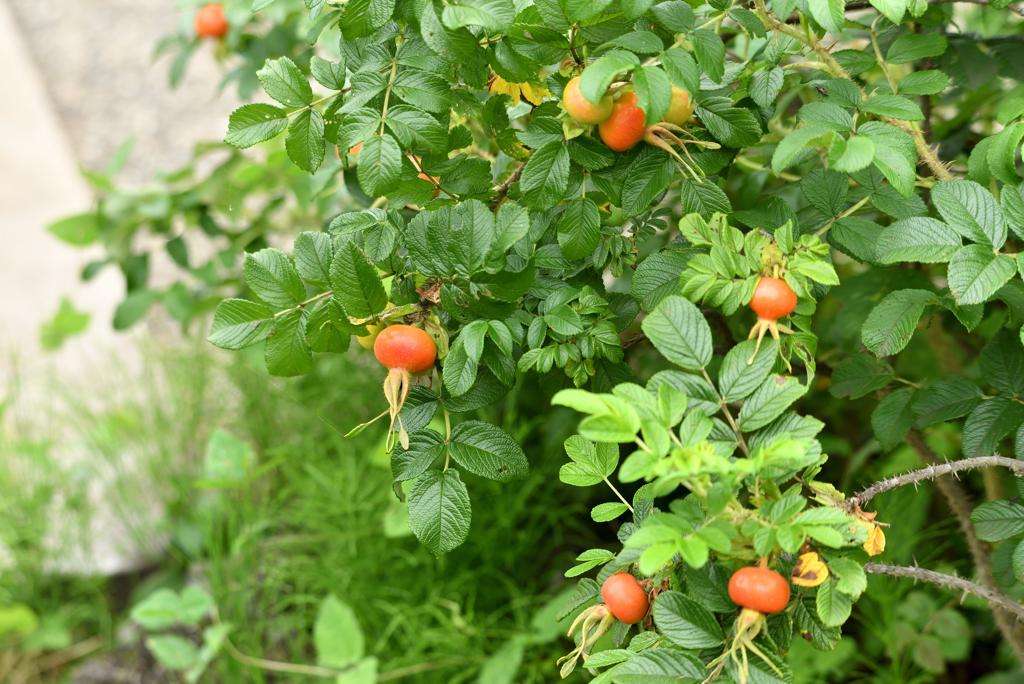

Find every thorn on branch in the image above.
[864,563,1024,620]
[843,455,1024,512]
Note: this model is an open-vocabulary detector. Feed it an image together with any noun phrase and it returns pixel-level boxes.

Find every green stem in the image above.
[603,477,635,513]
[702,368,750,458]
[812,195,872,238]
[273,290,332,318]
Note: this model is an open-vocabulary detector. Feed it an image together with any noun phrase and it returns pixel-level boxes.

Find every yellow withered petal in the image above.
[520,81,551,105]
[863,525,886,557]
[791,551,829,587]
[489,77,521,104]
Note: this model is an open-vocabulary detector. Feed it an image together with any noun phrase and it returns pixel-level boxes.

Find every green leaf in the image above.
[640,296,713,371]
[828,135,875,173]
[265,309,312,377]
[146,635,199,671]
[608,649,706,680]
[557,197,601,261]
[40,298,91,350]
[750,67,785,109]
[898,70,950,96]
[962,397,1024,457]
[631,250,695,313]
[972,500,1024,542]
[224,103,288,147]
[652,591,723,649]
[772,126,832,174]
[829,355,893,399]
[310,55,345,91]
[386,105,448,154]
[690,29,726,84]
[694,97,762,148]
[737,375,807,432]
[244,249,304,309]
[859,94,924,121]
[650,2,695,32]
[257,57,313,106]
[947,245,1016,306]
[565,0,613,21]
[801,168,848,217]
[448,421,529,482]
[661,48,701,97]
[545,304,585,335]
[357,133,402,197]
[131,589,181,630]
[981,329,1024,395]
[876,218,962,264]
[408,469,472,556]
[622,148,673,217]
[633,65,673,126]
[868,0,907,23]
[441,342,477,396]
[719,338,779,403]
[293,232,333,288]
[602,31,665,54]
[314,596,364,667]
[913,375,984,428]
[871,387,917,450]
[391,430,446,482]
[47,213,99,246]
[286,109,326,173]
[815,579,852,627]
[861,289,934,357]
[988,122,1024,185]
[305,302,351,353]
[886,33,947,64]
[521,141,570,211]
[329,241,387,318]
[592,502,629,522]
[858,122,916,198]
[208,299,275,350]
[579,53,640,105]
[393,71,453,114]
[441,0,516,32]
[830,217,883,263]
[931,179,1005,247]
[559,435,619,486]
[807,0,845,34]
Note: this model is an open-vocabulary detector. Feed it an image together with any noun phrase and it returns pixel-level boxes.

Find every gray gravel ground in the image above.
[6,0,242,183]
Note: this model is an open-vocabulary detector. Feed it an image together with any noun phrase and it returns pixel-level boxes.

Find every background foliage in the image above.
[11,0,1024,681]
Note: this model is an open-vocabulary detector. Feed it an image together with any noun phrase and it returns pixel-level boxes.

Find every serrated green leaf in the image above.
[448,420,529,482]
[329,241,387,318]
[225,104,289,148]
[947,245,1015,306]
[257,57,313,106]
[244,249,304,309]
[861,289,934,357]
[652,591,723,649]
[931,179,1005,247]
[408,469,472,556]
[876,217,962,264]
[829,355,893,399]
[737,375,807,431]
[521,141,570,211]
[641,296,713,371]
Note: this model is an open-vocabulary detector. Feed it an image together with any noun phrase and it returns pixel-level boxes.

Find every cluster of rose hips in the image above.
[561,561,794,684]
[562,74,714,179]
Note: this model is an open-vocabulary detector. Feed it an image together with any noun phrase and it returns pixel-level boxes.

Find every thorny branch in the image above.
[903,430,1024,664]
[864,563,1024,620]
[843,455,1024,511]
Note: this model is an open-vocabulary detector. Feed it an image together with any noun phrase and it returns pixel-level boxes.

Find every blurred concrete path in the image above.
[6,0,242,182]
[0,0,131,380]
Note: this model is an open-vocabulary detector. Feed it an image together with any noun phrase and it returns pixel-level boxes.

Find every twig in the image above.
[843,455,1024,511]
[864,563,1024,620]
[621,333,647,349]
[903,430,1024,664]
[785,0,1024,21]
[702,368,751,458]
[491,162,526,209]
